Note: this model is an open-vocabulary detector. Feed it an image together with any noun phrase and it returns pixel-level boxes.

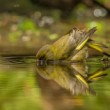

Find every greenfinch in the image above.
[36,27,110,61]
[36,27,96,61]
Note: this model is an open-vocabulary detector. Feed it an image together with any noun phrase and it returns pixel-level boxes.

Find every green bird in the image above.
[36,27,110,61]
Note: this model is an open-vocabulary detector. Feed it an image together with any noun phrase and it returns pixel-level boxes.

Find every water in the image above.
[0,57,110,110]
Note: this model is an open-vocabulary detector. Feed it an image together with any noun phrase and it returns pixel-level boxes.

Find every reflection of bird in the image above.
[36,64,91,95]
[36,27,110,61]
[36,63,109,95]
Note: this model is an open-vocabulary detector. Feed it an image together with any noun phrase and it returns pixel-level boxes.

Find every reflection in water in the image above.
[0,56,110,110]
[35,62,110,110]
[37,63,88,95]
[36,62,109,95]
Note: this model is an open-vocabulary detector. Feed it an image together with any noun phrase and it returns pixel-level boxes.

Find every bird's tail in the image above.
[87,39,110,57]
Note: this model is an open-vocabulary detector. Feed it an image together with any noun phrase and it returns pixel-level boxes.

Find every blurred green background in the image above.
[0,0,110,110]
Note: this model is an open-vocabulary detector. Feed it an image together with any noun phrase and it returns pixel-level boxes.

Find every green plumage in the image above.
[36,27,110,61]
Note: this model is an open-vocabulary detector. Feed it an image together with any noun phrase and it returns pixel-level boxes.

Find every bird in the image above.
[36,27,110,61]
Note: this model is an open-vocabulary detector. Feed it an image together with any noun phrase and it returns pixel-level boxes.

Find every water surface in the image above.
[0,58,110,110]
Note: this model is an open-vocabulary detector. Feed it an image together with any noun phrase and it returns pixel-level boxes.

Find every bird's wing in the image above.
[75,27,97,51]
